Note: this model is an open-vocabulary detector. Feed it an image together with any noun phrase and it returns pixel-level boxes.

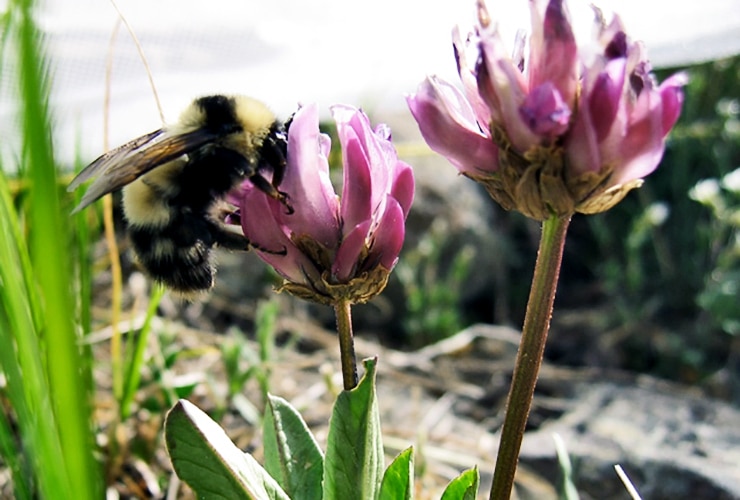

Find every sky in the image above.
[1,0,738,165]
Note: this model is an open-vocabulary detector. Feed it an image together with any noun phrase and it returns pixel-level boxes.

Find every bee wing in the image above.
[67,129,165,192]
[69,126,234,213]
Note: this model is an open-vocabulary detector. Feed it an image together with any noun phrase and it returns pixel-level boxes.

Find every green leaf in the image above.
[120,285,165,419]
[165,400,290,500]
[263,394,324,500]
[440,467,479,500]
[323,357,383,500]
[554,433,579,500]
[379,447,414,500]
[12,0,101,496]
[0,167,48,500]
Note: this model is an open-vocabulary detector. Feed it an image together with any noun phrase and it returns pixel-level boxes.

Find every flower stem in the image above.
[334,299,358,390]
[490,214,571,499]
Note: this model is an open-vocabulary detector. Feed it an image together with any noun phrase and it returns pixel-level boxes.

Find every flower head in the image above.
[407,0,686,219]
[233,103,414,305]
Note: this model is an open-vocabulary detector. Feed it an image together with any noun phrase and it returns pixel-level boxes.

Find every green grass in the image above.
[0,0,102,497]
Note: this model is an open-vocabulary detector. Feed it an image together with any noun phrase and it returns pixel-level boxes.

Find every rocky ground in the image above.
[85,303,740,499]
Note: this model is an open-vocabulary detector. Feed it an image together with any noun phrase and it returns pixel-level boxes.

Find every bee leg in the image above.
[260,133,287,187]
[249,173,294,215]
[211,222,287,256]
[210,225,251,251]
[252,242,288,256]
[270,159,286,188]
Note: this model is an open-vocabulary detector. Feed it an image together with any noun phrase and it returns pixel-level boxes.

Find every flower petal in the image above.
[340,127,373,233]
[240,185,311,284]
[281,103,340,248]
[519,81,571,138]
[453,25,491,127]
[528,0,578,110]
[391,161,415,218]
[333,220,371,282]
[659,72,688,135]
[370,197,405,270]
[476,25,539,150]
[332,105,381,233]
[406,76,499,174]
[610,87,669,184]
[587,58,626,141]
[565,97,600,176]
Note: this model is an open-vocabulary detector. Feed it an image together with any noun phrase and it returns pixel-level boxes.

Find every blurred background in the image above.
[0,0,737,391]
[1,0,739,497]
[1,0,739,164]
[1,0,737,390]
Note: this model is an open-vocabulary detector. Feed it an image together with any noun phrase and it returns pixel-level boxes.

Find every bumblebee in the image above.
[69,94,291,295]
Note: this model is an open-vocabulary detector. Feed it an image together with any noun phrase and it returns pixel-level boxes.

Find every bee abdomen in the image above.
[128,214,217,293]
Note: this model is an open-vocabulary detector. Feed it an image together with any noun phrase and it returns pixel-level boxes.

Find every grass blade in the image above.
[4,0,102,496]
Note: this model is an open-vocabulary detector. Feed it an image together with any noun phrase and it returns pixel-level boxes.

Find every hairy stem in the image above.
[334,299,359,390]
[490,214,571,499]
